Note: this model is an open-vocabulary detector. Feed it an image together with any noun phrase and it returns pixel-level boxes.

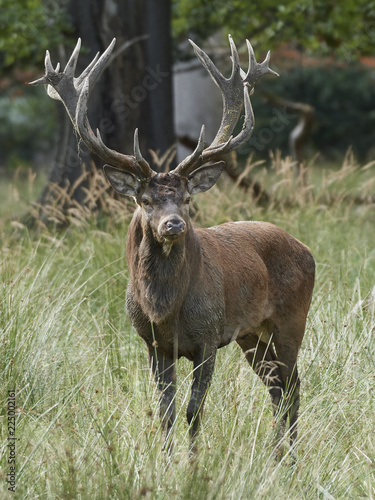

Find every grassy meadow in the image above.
[0,154,375,499]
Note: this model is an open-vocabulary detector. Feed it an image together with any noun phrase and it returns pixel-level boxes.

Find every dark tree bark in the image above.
[38,0,175,211]
[142,0,175,160]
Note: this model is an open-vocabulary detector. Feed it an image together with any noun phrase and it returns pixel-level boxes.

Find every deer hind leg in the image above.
[148,347,176,451]
[272,334,302,455]
[236,333,288,455]
[264,314,307,460]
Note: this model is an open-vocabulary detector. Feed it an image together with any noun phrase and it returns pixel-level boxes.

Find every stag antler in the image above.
[173,36,278,176]
[30,36,277,180]
[29,38,151,179]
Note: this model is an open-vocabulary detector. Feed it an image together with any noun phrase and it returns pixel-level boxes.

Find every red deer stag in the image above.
[31,36,315,455]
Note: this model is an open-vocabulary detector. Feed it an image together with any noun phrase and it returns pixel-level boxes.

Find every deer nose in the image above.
[164,218,186,236]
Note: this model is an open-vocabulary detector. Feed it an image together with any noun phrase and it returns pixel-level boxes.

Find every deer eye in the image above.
[142,197,151,207]
[184,196,191,205]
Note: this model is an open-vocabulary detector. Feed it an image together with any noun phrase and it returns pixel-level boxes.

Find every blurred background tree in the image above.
[0,0,173,209]
[173,0,375,59]
[173,0,375,163]
[1,0,375,207]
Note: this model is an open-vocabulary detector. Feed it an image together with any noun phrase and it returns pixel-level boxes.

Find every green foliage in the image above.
[0,0,70,71]
[2,0,375,70]
[0,85,56,166]
[172,0,375,60]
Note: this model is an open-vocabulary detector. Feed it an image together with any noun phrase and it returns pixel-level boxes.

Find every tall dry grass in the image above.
[0,154,374,499]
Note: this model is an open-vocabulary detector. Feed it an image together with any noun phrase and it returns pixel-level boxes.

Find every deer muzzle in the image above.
[158,216,186,240]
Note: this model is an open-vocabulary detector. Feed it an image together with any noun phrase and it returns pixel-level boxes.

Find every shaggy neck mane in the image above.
[127,210,200,323]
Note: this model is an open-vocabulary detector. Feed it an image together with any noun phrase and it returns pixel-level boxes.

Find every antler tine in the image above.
[45,50,55,74]
[29,50,54,86]
[85,38,116,87]
[173,125,206,176]
[79,52,100,82]
[63,38,82,77]
[189,40,226,88]
[228,34,241,80]
[134,128,152,176]
[247,39,257,74]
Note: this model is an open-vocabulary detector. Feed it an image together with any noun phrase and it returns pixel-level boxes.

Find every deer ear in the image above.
[187,161,226,195]
[103,164,141,197]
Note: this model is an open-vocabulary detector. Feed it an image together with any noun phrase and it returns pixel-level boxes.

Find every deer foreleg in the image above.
[148,347,176,450]
[187,346,217,449]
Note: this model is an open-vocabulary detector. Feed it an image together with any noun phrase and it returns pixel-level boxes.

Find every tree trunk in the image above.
[142,0,175,165]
